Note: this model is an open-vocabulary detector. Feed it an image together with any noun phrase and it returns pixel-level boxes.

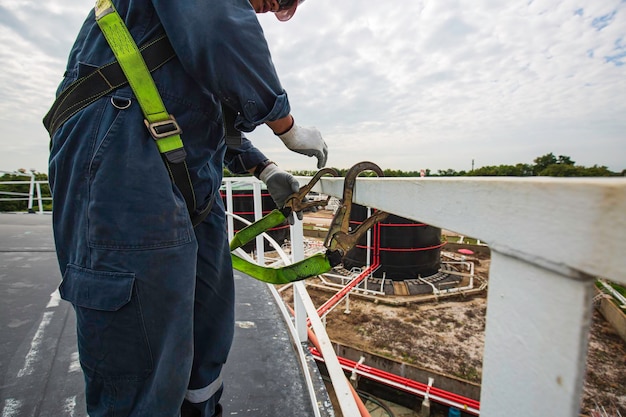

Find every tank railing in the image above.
[316,270,387,297]
[0,170,50,213]
[427,260,476,296]
[221,177,362,417]
[308,175,626,417]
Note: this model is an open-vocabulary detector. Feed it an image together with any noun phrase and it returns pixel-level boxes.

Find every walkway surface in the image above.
[0,213,324,417]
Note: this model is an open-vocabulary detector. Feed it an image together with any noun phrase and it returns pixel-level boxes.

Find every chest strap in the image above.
[42,35,175,137]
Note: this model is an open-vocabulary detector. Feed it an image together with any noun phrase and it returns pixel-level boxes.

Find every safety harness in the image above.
[43,0,241,226]
[43,2,391,285]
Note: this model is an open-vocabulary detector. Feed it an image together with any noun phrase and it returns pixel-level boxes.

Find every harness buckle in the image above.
[144,115,182,140]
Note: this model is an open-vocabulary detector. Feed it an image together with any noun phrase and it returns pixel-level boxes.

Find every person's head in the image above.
[249,0,304,21]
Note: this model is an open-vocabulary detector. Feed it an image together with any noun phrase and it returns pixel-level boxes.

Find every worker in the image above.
[45,0,327,416]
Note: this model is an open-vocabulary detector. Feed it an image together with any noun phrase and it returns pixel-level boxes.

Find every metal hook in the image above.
[324,162,389,259]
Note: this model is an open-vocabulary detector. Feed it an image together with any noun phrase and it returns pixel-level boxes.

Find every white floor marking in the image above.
[69,352,81,373]
[63,396,76,417]
[1,399,22,417]
[17,311,54,377]
[46,289,61,308]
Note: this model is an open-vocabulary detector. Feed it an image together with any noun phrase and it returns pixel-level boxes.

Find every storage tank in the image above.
[342,204,443,280]
[220,182,289,252]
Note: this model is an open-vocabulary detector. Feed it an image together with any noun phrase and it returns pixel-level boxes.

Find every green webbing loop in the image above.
[229,209,287,251]
[94,0,184,154]
[229,209,334,284]
[231,253,332,284]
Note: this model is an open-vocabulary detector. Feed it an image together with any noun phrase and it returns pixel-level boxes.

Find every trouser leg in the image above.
[183,199,235,417]
[66,240,198,417]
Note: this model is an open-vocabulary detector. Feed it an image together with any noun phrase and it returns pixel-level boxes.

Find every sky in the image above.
[0,0,625,175]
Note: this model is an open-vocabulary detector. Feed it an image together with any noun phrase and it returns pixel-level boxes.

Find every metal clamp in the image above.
[282,167,339,215]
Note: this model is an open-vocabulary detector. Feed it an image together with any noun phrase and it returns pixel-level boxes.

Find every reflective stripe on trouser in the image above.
[185,369,223,403]
[184,199,235,415]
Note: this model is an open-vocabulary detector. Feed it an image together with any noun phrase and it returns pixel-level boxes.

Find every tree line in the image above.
[2,153,623,211]
[290,153,625,178]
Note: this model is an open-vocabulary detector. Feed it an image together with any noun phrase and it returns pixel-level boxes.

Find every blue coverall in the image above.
[48,1,290,416]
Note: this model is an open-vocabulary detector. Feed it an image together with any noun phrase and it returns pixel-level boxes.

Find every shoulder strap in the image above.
[95,0,212,225]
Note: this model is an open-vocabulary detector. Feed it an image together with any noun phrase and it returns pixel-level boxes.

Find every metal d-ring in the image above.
[111,96,132,110]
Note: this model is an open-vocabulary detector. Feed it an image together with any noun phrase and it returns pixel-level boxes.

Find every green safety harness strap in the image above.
[231,252,332,284]
[227,167,347,284]
[94,0,212,226]
[229,208,339,284]
[228,162,387,285]
[229,209,288,251]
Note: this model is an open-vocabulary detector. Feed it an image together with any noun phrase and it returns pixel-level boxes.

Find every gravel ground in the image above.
[294,210,626,415]
[285,284,626,416]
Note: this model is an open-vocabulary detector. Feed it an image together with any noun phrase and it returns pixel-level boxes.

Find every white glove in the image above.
[278,124,328,169]
[259,163,303,224]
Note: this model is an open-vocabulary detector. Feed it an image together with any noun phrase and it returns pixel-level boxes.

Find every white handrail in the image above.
[222,176,361,416]
[312,175,626,417]
[0,178,50,213]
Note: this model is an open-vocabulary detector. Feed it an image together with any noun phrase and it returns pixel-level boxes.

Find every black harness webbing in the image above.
[43,35,175,137]
[42,34,225,227]
[43,28,242,226]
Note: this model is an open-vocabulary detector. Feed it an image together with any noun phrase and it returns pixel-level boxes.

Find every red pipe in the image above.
[315,216,383,319]
[377,242,447,252]
[309,347,480,414]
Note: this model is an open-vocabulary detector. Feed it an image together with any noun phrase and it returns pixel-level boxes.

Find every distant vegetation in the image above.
[291,153,625,177]
[1,153,623,212]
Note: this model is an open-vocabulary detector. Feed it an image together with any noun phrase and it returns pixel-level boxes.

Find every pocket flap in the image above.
[60,264,135,311]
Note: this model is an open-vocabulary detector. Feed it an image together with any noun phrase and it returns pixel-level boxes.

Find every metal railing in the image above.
[0,171,51,213]
[224,175,626,417]
[6,173,626,416]
[222,177,361,416]
[310,176,626,417]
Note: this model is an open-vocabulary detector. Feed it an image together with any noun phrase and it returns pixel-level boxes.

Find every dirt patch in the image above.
[582,312,626,415]
[283,285,626,415]
[293,212,626,415]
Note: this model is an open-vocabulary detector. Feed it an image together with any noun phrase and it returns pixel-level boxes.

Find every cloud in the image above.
[0,1,88,171]
[0,0,624,173]
[592,10,617,31]
[255,0,626,171]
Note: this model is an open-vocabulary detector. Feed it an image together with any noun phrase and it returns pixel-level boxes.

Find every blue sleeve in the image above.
[224,136,269,174]
[150,0,290,132]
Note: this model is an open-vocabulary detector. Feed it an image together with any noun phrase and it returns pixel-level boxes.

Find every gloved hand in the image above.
[278,124,328,169]
[259,163,303,224]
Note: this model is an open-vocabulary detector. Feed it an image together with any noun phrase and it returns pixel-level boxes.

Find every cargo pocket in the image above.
[60,264,153,379]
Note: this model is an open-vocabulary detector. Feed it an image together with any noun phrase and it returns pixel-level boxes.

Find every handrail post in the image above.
[252,181,265,264]
[480,250,595,416]
[291,217,308,342]
[27,173,35,213]
[36,181,43,214]
[225,181,234,242]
